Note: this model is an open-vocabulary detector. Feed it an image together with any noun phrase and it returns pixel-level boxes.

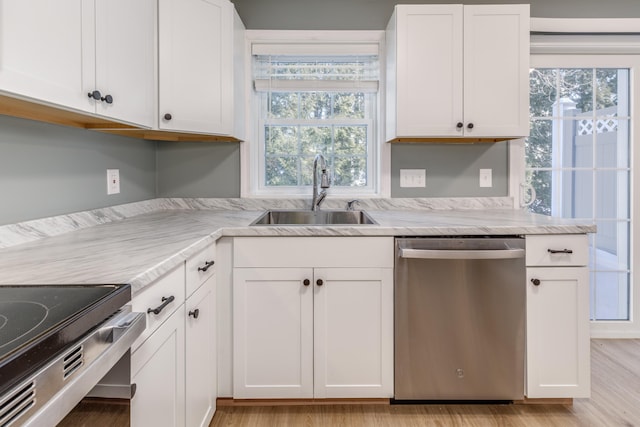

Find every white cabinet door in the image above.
[0,0,94,112]
[233,268,314,398]
[94,0,155,127]
[526,267,591,398]
[391,5,463,139]
[158,0,233,135]
[131,305,186,427]
[313,268,394,398]
[185,275,217,427]
[463,5,529,138]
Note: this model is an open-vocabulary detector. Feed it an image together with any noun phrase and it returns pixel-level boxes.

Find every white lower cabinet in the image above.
[131,304,186,427]
[525,234,591,398]
[185,275,217,427]
[232,237,394,399]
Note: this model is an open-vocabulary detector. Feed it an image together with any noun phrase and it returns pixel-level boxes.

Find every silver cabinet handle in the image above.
[398,248,525,260]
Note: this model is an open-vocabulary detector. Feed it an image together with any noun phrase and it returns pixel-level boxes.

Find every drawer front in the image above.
[526,234,588,267]
[233,237,394,268]
[186,243,217,297]
[132,263,186,351]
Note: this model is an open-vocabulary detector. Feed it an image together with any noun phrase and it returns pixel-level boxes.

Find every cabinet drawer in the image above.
[526,234,588,267]
[131,263,186,351]
[234,237,394,268]
[186,243,217,297]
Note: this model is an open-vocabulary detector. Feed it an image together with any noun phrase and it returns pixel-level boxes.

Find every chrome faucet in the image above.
[311,154,330,211]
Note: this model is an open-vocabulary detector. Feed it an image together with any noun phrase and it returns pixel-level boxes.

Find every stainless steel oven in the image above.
[0,285,145,427]
[394,237,525,401]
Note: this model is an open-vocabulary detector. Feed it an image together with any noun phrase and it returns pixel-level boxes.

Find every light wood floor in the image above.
[210,339,640,427]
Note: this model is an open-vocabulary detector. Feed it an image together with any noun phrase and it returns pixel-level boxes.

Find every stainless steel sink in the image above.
[250,210,377,226]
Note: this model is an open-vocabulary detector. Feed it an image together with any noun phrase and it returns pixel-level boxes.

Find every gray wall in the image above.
[156,142,241,198]
[232,0,640,30]
[0,116,156,226]
[391,143,508,197]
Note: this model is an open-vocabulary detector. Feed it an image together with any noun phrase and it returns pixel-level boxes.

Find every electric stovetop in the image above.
[0,284,131,397]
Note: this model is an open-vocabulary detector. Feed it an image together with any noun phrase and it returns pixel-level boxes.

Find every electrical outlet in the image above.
[400,169,426,188]
[107,169,120,195]
[479,169,492,188]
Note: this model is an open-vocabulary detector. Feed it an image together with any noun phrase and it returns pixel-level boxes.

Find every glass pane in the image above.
[595,170,629,219]
[269,92,298,119]
[569,119,593,169]
[526,119,552,168]
[265,126,298,155]
[589,270,596,320]
[593,272,629,320]
[529,68,557,117]
[559,68,593,114]
[265,157,298,186]
[333,93,365,119]
[300,92,331,119]
[334,126,367,155]
[596,119,629,168]
[596,69,629,115]
[594,220,629,269]
[333,157,367,187]
[300,157,314,186]
[527,170,552,216]
[566,170,593,219]
[300,126,331,155]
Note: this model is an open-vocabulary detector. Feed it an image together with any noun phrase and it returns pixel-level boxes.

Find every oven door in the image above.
[0,308,145,427]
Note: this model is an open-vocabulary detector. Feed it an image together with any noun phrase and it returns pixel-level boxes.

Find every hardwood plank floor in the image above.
[210,339,640,426]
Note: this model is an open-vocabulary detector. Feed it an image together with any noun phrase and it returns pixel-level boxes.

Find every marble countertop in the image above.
[0,204,596,295]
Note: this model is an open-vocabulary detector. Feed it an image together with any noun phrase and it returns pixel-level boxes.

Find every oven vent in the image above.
[0,381,35,427]
[63,345,84,380]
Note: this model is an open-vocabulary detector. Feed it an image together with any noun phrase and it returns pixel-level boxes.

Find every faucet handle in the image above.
[346,199,361,211]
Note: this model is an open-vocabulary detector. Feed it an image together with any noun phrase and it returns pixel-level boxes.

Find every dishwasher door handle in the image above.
[398,248,525,260]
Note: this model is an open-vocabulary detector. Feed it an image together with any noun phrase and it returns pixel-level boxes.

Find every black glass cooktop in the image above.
[0,284,131,397]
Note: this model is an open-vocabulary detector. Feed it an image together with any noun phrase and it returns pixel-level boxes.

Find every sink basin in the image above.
[251,210,377,226]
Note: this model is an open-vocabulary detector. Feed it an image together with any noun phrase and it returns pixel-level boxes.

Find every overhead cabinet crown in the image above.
[386,4,530,143]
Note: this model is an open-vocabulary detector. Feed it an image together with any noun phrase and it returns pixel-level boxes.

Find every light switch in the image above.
[400,169,426,188]
[107,169,120,195]
[479,169,492,188]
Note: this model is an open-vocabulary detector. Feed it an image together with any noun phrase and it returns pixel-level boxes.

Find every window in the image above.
[247,38,381,197]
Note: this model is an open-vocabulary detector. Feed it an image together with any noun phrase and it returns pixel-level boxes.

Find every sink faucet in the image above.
[311,154,330,211]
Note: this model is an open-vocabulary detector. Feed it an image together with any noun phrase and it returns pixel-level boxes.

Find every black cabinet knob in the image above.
[531,278,541,286]
[316,279,323,286]
[101,94,113,104]
[188,308,200,319]
[303,279,310,286]
[164,113,172,121]
[88,90,101,100]
[456,122,463,129]
[467,123,474,129]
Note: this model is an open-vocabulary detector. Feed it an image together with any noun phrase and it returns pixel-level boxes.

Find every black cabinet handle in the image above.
[548,248,573,254]
[467,123,474,129]
[188,308,200,319]
[303,279,310,286]
[164,113,172,121]
[198,260,215,272]
[101,94,113,104]
[316,279,323,286]
[456,122,463,129]
[88,90,101,100]
[531,278,541,286]
[147,295,175,315]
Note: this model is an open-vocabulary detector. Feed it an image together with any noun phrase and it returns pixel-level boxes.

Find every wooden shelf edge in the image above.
[97,128,242,142]
[217,398,390,407]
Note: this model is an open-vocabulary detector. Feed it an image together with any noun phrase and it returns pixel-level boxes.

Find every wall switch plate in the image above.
[107,169,120,195]
[479,168,492,188]
[400,169,426,188]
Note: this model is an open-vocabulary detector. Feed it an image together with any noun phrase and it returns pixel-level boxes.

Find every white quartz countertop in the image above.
[0,207,595,295]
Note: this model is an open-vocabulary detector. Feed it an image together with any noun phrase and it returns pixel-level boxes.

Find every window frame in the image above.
[241,30,389,199]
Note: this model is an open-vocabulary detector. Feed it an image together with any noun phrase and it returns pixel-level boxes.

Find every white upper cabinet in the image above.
[386,4,529,141]
[0,0,92,112]
[158,0,236,135]
[0,0,155,128]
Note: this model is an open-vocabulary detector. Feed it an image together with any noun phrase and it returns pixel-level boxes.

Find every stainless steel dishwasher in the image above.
[394,237,525,401]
